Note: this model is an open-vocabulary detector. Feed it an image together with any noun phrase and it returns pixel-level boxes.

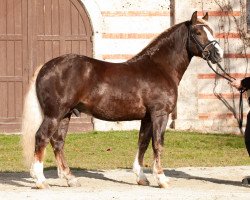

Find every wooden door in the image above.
[0,0,28,132]
[30,0,93,72]
[0,0,93,132]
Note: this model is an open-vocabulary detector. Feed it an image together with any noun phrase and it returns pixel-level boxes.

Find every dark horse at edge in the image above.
[22,12,223,189]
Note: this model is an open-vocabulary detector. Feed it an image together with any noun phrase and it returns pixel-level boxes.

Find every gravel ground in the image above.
[0,166,250,200]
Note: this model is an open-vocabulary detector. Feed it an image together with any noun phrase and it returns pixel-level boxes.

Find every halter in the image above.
[190,26,219,60]
[189,24,245,130]
[189,24,234,80]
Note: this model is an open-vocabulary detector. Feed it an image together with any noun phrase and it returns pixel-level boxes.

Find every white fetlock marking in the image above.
[57,167,64,179]
[133,152,141,176]
[136,169,147,182]
[152,160,158,175]
[30,165,36,179]
[31,161,46,183]
[152,160,169,185]
[133,152,147,182]
[157,174,170,185]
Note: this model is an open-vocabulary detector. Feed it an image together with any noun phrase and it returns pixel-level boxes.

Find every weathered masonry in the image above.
[0,0,249,134]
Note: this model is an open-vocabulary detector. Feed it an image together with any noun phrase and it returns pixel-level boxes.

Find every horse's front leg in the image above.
[151,113,169,188]
[50,115,81,187]
[133,114,152,186]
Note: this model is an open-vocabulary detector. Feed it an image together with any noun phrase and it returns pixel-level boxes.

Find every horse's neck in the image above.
[129,22,192,84]
[151,23,191,84]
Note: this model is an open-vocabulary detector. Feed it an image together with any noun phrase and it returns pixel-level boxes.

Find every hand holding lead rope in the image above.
[229,79,243,90]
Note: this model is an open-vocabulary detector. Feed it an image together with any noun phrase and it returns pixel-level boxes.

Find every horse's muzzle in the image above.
[209,49,222,64]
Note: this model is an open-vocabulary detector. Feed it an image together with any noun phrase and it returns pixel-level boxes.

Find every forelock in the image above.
[197,18,214,33]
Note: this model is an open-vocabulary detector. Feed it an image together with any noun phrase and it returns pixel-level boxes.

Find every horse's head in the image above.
[188,11,223,64]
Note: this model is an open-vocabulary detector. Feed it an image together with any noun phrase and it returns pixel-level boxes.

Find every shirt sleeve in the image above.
[241,77,250,89]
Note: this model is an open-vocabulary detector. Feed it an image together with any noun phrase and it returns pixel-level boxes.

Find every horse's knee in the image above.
[52,140,64,153]
[139,142,150,151]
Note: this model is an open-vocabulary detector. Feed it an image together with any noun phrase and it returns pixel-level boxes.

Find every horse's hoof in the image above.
[35,181,50,189]
[159,182,170,189]
[137,178,150,186]
[242,177,250,186]
[67,178,81,187]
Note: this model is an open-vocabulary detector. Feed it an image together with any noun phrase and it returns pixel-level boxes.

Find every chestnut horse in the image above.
[22,11,223,189]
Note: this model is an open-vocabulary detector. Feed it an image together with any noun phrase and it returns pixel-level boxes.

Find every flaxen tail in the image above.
[21,65,43,168]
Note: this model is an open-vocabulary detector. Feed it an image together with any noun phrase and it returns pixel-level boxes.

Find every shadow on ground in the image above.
[164,169,245,187]
[0,167,136,188]
[0,167,247,188]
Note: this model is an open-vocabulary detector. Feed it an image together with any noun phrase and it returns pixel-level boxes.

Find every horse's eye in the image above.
[196,31,201,36]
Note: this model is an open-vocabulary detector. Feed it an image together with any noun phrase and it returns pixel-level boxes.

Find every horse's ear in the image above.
[202,12,208,21]
[191,11,198,24]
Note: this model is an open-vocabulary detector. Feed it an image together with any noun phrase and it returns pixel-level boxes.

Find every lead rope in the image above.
[205,59,235,82]
[205,58,245,131]
[188,26,245,131]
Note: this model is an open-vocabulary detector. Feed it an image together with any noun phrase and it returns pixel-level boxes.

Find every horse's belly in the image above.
[92,99,146,121]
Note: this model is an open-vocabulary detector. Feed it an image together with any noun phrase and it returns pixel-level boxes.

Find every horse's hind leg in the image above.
[31,117,60,189]
[50,115,81,187]
[133,115,152,186]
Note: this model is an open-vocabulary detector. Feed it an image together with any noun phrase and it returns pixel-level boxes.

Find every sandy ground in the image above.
[0,166,250,200]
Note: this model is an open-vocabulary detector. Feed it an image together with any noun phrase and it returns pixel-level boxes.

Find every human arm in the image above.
[230,77,250,90]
